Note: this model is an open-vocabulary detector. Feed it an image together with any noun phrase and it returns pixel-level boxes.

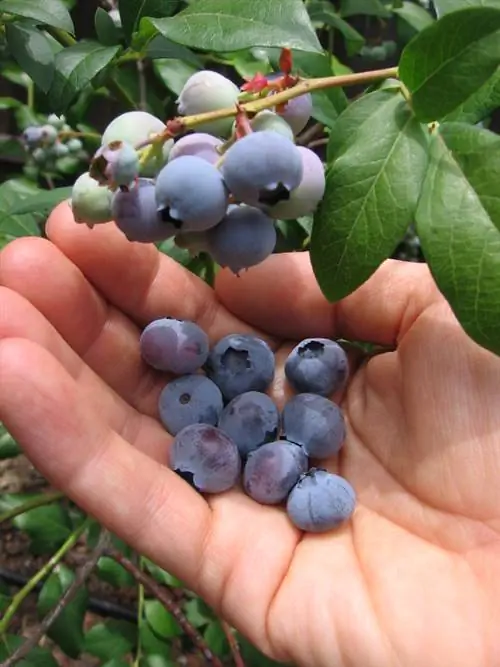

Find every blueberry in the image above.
[205,334,275,402]
[168,133,223,164]
[112,178,177,242]
[159,375,224,436]
[268,147,325,220]
[67,138,83,153]
[170,423,241,493]
[248,110,295,141]
[40,124,58,145]
[282,393,345,459]
[218,391,280,458]
[243,441,308,505]
[91,141,139,188]
[140,317,209,374]
[285,338,348,396]
[221,131,303,209]
[50,141,70,158]
[207,205,276,275]
[47,114,66,130]
[22,126,44,147]
[155,156,229,232]
[32,147,47,165]
[286,469,356,532]
[71,172,114,226]
[276,93,313,135]
[177,70,240,138]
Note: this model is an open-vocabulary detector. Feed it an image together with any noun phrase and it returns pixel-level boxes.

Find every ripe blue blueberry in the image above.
[282,393,345,459]
[158,375,224,436]
[218,391,280,458]
[71,172,114,226]
[285,338,348,396]
[91,141,139,188]
[177,70,240,138]
[112,178,177,242]
[243,441,308,505]
[286,469,356,532]
[268,147,325,220]
[168,133,223,164]
[155,156,229,231]
[207,205,276,275]
[140,317,209,374]
[170,423,241,493]
[277,93,313,135]
[205,334,275,402]
[22,126,44,147]
[220,131,303,208]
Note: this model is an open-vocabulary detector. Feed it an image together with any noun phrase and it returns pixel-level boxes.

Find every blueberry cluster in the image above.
[71,70,326,275]
[140,317,356,534]
[21,114,85,168]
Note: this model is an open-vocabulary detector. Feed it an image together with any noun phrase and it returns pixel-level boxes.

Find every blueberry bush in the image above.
[0,0,499,665]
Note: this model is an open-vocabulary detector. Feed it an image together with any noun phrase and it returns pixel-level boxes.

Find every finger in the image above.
[215,253,441,345]
[0,337,210,584]
[46,203,278,348]
[0,286,168,461]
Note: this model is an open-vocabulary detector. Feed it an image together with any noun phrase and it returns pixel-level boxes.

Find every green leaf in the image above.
[13,503,73,554]
[8,187,73,216]
[443,65,500,123]
[0,180,41,248]
[95,7,121,46]
[0,635,59,667]
[0,96,22,109]
[119,0,179,41]
[0,424,21,458]
[434,0,500,18]
[184,598,212,628]
[140,657,175,667]
[153,58,198,96]
[6,23,55,93]
[83,620,136,661]
[393,1,434,31]
[146,34,203,67]
[308,2,365,55]
[97,556,135,588]
[311,92,429,301]
[50,42,120,112]
[399,6,500,122]
[37,565,88,658]
[139,621,173,656]
[0,0,74,32]
[144,600,182,639]
[101,660,131,667]
[203,621,229,656]
[340,0,391,18]
[416,123,500,354]
[145,0,322,54]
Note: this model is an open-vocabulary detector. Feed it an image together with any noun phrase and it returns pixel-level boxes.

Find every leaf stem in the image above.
[44,26,76,47]
[0,491,65,526]
[0,517,91,636]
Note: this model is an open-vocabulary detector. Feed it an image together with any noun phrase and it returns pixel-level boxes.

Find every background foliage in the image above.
[0,0,499,665]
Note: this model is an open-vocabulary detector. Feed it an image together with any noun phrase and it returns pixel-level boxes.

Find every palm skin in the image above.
[1,204,499,667]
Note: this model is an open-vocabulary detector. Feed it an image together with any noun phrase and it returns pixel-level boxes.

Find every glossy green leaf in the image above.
[399,6,500,122]
[203,621,229,656]
[308,1,365,55]
[6,23,55,93]
[393,1,434,31]
[153,58,198,95]
[184,598,212,628]
[0,635,59,667]
[0,424,21,458]
[416,123,500,355]
[340,0,391,18]
[0,180,41,248]
[14,504,73,554]
[83,620,136,660]
[37,565,88,658]
[97,556,135,588]
[139,621,173,655]
[0,96,21,109]
[434,0,500,17]
[144,600,182,639]
[145,0,322,54]
[443,65,500,123]
[95,7,121,46]
[0,0,74,32]
[8,187,73,216]
[50,42,120,112]
[146,35,203,67]
[119,0,179,40]
[311,92,429,301]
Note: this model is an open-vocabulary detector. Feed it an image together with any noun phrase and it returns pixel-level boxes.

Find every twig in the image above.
[0,492,65,526]
[221,621,246,667]
[137,58,147,112]
[1,530,111,667]
[0,517,91,635]
[108,549,224,667]
[296,122,324,146]
[307,138,329,149]
[132,557,145,667]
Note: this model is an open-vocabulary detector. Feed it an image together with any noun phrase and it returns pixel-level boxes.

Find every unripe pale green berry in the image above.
[32,147,47,164]
[47,114,66,130]
[51,142,70,158]
[101,111,173,177]
[177,70,240,138]
[70,171,114,226]
[250,110,295,141]
[67,138,83,153]
[40,124,58,145]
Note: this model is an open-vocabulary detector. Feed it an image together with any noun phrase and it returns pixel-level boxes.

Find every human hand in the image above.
[1,204,499,667]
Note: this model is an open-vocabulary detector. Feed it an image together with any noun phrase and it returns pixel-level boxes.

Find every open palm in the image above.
[1,204,499,667]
